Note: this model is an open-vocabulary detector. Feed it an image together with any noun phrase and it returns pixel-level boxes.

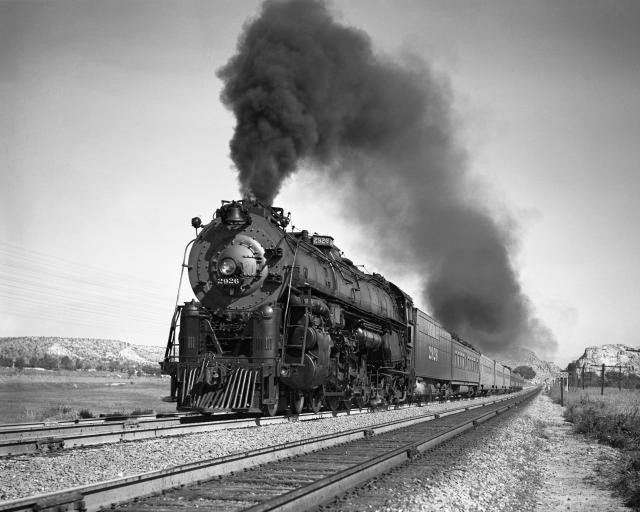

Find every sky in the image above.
[1,0,639,367]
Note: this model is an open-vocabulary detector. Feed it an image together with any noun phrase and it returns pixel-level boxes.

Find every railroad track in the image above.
[0,389,537,512]
[0,413,164,431]
[0,415,185,456]
[0,404,380,457]
[0,394,499,457]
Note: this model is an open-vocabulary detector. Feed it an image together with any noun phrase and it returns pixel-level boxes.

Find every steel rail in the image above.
[0,417,179,443]
[0,414,181,437]
[0,389,536,512]
[247,391,537,512]
[0,406,375,457]
[0,393,501,457]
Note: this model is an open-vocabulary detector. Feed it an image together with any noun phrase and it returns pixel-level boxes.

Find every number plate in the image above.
[216,276,241,286]
[312,235,333,246]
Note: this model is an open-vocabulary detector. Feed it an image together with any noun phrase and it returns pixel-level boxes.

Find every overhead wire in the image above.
[0,241,186,342]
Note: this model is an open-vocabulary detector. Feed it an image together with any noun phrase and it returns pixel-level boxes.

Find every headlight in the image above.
[218,258,237,276]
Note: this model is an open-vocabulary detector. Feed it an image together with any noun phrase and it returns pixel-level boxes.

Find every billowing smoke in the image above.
[218,0,557,356]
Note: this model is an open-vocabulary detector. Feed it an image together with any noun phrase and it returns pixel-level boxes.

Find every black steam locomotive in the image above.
[161,200,524,415]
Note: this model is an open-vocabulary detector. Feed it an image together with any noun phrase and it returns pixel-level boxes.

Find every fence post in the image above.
[601,363,605,396]
[560,377,564,407]
[619,365,622,391]
[582,364,585,390]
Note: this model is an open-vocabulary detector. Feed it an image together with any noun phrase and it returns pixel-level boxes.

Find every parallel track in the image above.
[0,415,184,456]
[0,405,376,457]
[0,394,505,457]
[0,389,538,512]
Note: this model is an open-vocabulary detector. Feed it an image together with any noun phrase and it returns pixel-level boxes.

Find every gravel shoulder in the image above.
[532,393,628,512]
[319,392,630,512]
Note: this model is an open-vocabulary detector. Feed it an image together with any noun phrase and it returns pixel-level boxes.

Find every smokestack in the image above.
[218,0,557,356]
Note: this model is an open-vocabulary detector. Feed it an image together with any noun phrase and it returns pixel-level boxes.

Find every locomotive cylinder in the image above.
[179,301,201,362]
[251,305,280,361]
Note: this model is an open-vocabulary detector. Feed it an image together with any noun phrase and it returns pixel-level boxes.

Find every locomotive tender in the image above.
[161,199,524,415]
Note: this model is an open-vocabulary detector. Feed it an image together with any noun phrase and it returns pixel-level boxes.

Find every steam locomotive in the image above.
[161,199,524,415]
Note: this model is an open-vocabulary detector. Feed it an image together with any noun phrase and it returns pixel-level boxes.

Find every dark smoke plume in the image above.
[219,0,557,356]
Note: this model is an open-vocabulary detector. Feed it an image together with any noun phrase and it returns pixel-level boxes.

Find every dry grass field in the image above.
[0,368,177,424]
[550,386,640,509]
[549,387,640,442]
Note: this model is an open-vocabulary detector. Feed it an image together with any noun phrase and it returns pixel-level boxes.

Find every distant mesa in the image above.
[573,344,640,370]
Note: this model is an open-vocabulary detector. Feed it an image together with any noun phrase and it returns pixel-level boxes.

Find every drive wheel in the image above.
[264,401,278,417]
[356,392,369,410]
[170,376,177,399]
[327,396,341,413]
[310,395,323,414]
[293,393,304,415]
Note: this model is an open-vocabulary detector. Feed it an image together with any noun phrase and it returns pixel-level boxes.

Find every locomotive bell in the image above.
[222,203,246,224]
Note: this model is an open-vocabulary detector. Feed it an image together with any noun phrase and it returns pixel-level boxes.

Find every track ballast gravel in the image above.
[316,392,630,512]
[0,395,501,501]
[1,392,629,511]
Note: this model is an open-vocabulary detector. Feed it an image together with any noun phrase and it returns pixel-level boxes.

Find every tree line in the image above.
[0,354,161,375]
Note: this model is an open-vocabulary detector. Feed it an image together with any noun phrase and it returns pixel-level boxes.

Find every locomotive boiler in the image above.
[162,199,414,415]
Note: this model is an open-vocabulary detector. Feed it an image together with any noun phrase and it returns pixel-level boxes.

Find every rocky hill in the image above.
[497,347,562,384]
[7,337,629,383]
[573,344,640,371]
[0,337,164,371]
